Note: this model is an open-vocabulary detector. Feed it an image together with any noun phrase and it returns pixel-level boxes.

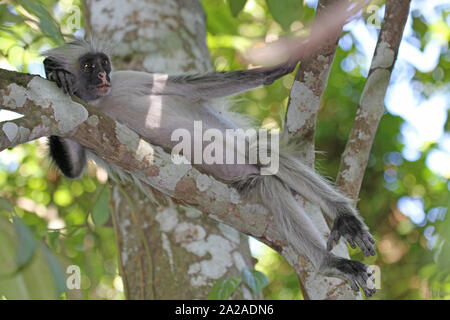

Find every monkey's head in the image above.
[43,40,113,101]
[77,52,112,100]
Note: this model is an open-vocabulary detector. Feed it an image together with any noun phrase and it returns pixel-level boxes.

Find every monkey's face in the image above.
[77,53,112,101]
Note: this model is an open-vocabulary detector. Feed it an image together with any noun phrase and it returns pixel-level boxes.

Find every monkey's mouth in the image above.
[96,84,111,94]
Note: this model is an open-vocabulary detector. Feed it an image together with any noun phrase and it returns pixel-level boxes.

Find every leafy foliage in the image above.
[228,0,247,17]
[265,0,303,31]
[207,277,241,300]
[241,267,269,295]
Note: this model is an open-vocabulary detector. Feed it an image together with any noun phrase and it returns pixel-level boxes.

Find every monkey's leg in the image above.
[277,157,376,256]
[319,255,376,298]
[257,178,375,297]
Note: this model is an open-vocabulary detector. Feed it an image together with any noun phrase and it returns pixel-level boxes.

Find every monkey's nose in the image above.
[98,72,108,85]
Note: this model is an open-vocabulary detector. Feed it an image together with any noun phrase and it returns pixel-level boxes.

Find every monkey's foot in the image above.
[321,256,376,298]
[327,215,376,257]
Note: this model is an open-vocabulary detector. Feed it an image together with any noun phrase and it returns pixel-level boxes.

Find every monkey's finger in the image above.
[64,73,75,96]
[343,234,356,249]
[56,71,68,92]
[368,233,376,244]
[50,72,62,88]
[57,71,70,94]
[354,236,370,257]
[356,273,375,297]
[349,279,359,292]
[364,279,377,297]
[362,234,376,256]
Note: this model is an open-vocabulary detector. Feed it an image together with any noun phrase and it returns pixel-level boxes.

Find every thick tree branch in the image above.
[336,0,411,198]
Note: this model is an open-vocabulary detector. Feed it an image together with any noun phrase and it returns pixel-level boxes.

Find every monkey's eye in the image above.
[83,62,93,70]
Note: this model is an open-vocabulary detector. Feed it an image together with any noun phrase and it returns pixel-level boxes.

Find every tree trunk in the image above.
[83,0,256,299]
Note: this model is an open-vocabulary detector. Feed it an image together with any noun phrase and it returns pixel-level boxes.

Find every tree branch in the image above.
[336,0,411,198]
[284,0,361,300]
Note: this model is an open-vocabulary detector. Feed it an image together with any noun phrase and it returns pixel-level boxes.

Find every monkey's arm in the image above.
[149,61,297,100]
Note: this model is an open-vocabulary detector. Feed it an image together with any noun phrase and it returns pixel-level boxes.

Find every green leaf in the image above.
[265,0,303,31]
[241,267,269,294]
[91,188,110,226]
[17,0,64,44]
[13,217,36,268]
[0,217,61,299]
[42,245,66,296]
[228,0,247,17]
[208,277,241,300]
[46,231,59,251]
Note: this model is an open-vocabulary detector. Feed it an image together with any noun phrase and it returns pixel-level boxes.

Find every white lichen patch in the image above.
[158,161,192,191]
[115,121,139,151]
[357,130,370,141]
[136,139,154,163]
[340,156,361,183]
[27,78,88,133]
[2,122,18,141]
[184,207,203,218]
[118,218,132,265]
[232,252,247,271]
[1,83,27,109]
[218,223,240,244]
[87,115,99,126]
[155,206,179,232]
[286,80,320,134]
[174,222,206,244]
[161,233,175,272]
[372,41,394,69]
[184,234,236,287]
[196,174,212,192]
[360,69,390,116]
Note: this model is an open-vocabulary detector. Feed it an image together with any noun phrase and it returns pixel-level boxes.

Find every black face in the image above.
[77,52,112,101]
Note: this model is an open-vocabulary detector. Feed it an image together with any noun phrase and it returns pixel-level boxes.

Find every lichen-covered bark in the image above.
[336,0,411,198]
[83,0,255,299]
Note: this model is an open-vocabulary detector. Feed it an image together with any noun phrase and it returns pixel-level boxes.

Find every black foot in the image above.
[327,215,376,257]
[322,257,376,298]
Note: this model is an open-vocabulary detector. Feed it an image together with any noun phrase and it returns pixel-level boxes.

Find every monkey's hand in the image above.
[44,58,76,95]
[327,215,376,257]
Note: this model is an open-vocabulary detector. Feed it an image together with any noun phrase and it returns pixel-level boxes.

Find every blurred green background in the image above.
[0,0,448,299]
